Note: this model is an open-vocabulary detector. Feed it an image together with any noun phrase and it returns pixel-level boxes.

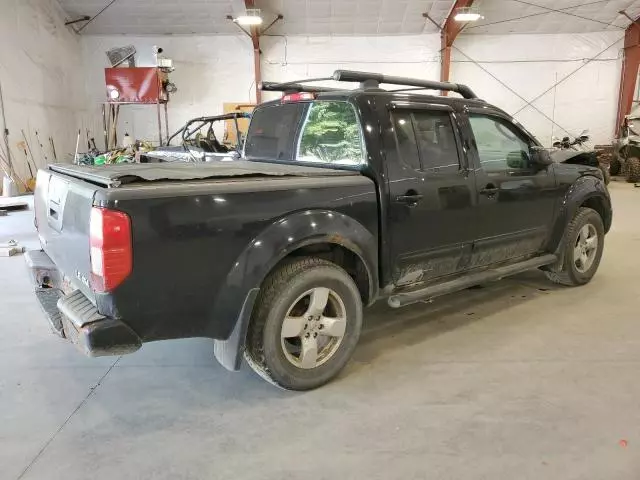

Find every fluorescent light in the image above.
[454,10,483,22]
[235,9,263,25]
[236,15,263,25]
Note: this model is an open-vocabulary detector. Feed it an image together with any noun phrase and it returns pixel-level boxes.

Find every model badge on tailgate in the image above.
[74,270,90,289]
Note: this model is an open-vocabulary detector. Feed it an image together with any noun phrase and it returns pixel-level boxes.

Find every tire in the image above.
[625,157,640,183]
[609,158,622,176]
[599,164,611,184]
[244,257,363,390]
[544,207,605,286]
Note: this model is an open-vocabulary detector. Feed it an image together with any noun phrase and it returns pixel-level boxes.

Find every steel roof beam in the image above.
[440,0,475,94]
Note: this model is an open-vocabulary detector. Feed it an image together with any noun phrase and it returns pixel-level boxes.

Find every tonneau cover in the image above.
[48,161,357,188]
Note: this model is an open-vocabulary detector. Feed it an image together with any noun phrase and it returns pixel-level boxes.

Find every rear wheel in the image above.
[245,257,363,390]
[625,157,640,183]
[544,207,604,286]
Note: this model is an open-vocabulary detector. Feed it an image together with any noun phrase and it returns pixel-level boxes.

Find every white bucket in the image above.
[2,175,17,197]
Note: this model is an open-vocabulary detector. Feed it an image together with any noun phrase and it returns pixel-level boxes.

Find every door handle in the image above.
[396,193,423,205]
[480,185,499,196]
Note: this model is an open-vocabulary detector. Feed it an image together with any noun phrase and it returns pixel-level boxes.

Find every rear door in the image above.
[463,111,558,268]
[384,102,478,286]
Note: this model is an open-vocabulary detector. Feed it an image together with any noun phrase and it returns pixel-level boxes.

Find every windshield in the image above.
[244,100,366,167]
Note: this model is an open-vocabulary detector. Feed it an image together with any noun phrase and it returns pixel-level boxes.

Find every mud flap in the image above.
[213,288,259,371]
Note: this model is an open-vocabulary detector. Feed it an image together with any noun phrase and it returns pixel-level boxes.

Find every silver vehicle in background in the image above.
[141,112,251,163]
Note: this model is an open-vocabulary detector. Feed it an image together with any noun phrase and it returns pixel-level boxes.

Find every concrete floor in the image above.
[1,182,639,480]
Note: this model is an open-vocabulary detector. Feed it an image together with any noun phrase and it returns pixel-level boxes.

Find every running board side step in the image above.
[387,254,557,309]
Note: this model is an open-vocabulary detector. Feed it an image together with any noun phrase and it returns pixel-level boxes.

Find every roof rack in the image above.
[260,80,344,94]
[332,70,477,99]
[259,70,477,99]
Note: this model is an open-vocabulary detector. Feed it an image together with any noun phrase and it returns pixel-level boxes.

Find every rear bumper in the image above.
[25,250,141,357]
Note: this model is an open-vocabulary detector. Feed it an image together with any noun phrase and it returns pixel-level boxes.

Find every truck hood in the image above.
[550,149,597,164]
[550,149,586,163]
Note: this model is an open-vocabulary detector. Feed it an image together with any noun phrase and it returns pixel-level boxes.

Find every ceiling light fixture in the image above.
[235,8,263,26]
[454,7,484,22]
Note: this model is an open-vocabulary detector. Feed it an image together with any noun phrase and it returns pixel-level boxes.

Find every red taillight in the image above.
[89,207,132,292]
[281,92,316,103]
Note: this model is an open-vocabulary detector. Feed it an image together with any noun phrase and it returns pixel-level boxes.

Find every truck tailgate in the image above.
[34,168,97,302]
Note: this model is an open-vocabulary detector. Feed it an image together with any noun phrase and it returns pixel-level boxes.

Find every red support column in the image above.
[245,0,262,104]
[440,0,475,92]
[616,22,640,133]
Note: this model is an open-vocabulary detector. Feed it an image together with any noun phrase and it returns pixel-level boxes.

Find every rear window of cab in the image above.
[244,100,366,167]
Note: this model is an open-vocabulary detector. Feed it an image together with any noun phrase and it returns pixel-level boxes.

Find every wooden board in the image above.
[0,197,28,210]
[222,103,255,145]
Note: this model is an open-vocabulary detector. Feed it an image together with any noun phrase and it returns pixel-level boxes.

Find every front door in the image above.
[464,111,559,268]
[385,104,478,286]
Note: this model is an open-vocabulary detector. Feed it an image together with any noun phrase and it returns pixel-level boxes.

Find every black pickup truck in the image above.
[26,70,612,390]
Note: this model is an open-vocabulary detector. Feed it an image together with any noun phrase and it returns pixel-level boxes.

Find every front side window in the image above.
[469,114,532,172]
[297,101,365,166]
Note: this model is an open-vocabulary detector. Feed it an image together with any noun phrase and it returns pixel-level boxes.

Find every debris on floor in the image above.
[0,240,25,257]
[75,145,153,166]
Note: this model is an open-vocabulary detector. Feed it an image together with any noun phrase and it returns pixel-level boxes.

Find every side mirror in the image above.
[552,141,561,148]
[579,135,590,142]
[530,146,553,165]
[506,151,527,169]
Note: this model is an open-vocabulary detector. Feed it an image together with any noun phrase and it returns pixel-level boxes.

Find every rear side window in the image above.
[297,101,365,166]
[245,100,365,167]
[392,111,421,170]
[412,111,460,173]
[391,109,461,173]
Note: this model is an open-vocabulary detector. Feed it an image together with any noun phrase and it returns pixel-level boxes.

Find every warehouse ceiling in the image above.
[469,0,640,34]
[57,0,640,35]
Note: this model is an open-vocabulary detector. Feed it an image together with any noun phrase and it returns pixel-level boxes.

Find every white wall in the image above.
[452,32,623,145]
[261,34,441,100]
[76,31,622,149]
[81,35,255,147]
[0,0,85,182]
[262,32,622,145]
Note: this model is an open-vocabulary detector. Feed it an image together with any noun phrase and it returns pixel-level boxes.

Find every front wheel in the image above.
[245,257,363,390]
[544,207,604,286]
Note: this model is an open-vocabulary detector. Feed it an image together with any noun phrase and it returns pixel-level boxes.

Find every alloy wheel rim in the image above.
[574,223,598,273]
[280,287,347,369]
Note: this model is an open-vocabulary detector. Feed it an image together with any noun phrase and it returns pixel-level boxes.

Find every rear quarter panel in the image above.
[96,175,378,342]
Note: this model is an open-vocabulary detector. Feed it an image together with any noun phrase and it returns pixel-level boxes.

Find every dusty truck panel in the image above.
[94,174,377,343]
[33,169,98,303]
[26,70,613,389]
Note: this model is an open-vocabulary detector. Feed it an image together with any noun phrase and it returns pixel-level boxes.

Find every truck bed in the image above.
[49,160,358,188]
[33,161,377,351]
